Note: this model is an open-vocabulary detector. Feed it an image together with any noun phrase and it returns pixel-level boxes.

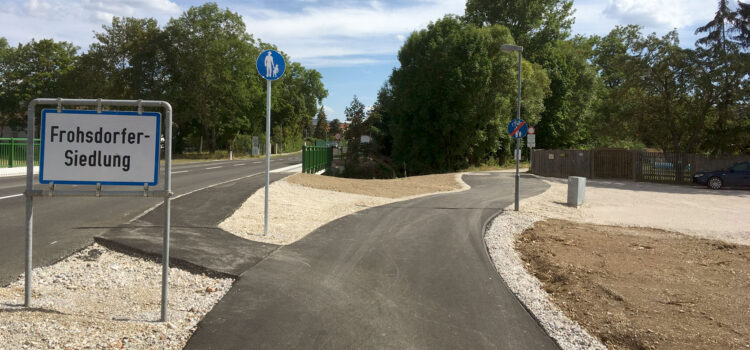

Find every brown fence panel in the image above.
[530,149,590,178]
[535,149,750,184]
[591,149,632,179]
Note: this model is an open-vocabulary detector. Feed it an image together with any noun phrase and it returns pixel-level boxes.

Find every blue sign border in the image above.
[39,109,161,186]
[256,49,286,81]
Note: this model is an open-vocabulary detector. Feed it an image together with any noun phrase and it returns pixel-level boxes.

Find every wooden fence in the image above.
[531,149,750,184]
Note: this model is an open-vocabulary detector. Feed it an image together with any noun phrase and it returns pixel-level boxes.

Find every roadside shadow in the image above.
[0,304,67,315]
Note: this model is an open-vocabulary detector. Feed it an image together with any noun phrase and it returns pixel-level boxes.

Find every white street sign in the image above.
[40,109,160,185]
[527,134,536,148]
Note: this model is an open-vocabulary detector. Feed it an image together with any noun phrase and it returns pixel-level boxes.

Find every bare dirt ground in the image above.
[516,219,750,350]
[484,174,750,349]
[285,173,464,198]
[220,173,467,245]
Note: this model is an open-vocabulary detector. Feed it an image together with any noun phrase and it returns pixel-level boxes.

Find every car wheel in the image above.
[708,177,723,190]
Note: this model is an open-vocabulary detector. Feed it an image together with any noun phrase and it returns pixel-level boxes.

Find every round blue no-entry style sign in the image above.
[256,50,285,81]
[507,119,528,139]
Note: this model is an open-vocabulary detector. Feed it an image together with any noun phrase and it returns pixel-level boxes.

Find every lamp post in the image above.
[501,44,523,211]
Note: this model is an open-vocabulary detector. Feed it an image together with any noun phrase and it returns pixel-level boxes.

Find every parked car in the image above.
[692,161,750,189]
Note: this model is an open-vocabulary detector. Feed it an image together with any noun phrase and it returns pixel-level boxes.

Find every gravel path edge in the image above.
[484,210,607,350]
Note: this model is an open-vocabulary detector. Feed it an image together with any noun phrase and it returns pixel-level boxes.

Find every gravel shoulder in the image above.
[0,244,232,349]
[219,173,468,245]
[484,174,750,350]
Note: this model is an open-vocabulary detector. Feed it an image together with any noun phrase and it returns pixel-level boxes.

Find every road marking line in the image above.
[233,163,245,166]
[49,241,58,245]
[172,170,189,174]
[205,166,223,170]
[128,171,265,223]
[0,193,23,200]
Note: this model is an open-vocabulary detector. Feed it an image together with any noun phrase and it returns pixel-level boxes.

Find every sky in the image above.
[0,0,723,121]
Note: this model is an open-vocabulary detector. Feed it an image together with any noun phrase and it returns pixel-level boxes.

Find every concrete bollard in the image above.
[567,176,586,207]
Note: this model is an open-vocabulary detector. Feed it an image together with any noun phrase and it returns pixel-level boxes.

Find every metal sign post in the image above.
[507,118,527,211]
[25,98,173,322]
[256,50,286,236]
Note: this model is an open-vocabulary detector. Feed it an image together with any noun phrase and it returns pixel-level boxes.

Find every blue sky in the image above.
[0,0,723,121]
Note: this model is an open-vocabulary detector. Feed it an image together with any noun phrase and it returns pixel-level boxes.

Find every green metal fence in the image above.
[302,145,333,174]
[0,138,40,168]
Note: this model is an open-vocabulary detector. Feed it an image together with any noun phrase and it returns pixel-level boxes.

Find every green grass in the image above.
[464,161,530,172]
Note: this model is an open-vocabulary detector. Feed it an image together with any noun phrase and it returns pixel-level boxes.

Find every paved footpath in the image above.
[184,172,557,349]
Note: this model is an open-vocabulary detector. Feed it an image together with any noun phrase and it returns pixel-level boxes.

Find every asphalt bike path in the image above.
[0,155,300,285]
[97,172,289,277]
[186,172,558,349]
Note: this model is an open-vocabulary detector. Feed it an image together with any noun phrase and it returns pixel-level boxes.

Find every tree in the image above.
[732,1,750,48]
[0,38,78,133]
[464,0,574,56]
[343,96,367,165]
[535,36,602,149]
[328,118,341,137]
[382,16,549,174]
[313,106,328,139]
[71,17,166,100]
[164,3,259,153]
[693,0,749,154]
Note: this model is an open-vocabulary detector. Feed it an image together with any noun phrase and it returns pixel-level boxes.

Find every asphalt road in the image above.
[0,154,300,285]
[186,172,558,349]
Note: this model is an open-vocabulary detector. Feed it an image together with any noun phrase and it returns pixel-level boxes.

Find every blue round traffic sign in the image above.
[507,119,528,138]
[256,50,285,81]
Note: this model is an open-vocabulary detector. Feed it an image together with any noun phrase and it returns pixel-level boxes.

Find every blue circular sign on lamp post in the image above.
[256,50,286,81]
[507,119,528,139]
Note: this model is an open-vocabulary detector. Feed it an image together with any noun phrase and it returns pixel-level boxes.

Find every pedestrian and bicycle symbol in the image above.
[256,50,286,81]
[507,119,527,139]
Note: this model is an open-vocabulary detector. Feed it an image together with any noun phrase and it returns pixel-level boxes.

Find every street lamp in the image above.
[501,44,523,211]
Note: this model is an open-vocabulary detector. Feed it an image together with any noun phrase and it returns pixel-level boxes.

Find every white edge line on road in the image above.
[0,193,23,200]
[205,166,223,170]
[233,164,245,166]
[270,163,302,173]
[171,170,189,174]
[127,171,265,223]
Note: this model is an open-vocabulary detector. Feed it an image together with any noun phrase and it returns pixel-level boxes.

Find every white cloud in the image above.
[0,0,180,47]
[602,0,714,30]
[237,0,465,66]
[323,105,335,116]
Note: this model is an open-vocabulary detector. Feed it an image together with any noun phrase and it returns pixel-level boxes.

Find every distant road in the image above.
[0,155,300,285]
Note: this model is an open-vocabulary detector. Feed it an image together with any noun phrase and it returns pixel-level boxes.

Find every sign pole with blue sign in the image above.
[257,50,286,236]
[508,118,527,211]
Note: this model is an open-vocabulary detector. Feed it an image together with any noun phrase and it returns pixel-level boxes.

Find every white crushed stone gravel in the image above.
[220,173,469,245]
[486,211,606,350]
[0,244,233,350]
[485,173,750,349]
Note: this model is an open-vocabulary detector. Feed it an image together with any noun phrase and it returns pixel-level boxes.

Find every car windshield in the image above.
[733,163,750,171]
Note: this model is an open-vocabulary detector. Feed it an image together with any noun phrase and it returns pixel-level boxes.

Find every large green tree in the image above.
[693,0,749,154]
[0,38,78,134]
[72,17,166,100]
[381,16,549,174]
[164,3,260,153]
[464,0,574,56]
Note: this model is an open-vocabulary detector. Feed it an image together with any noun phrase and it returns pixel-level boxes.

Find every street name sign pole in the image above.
[256,50,286,236]
[25,98,173,322]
